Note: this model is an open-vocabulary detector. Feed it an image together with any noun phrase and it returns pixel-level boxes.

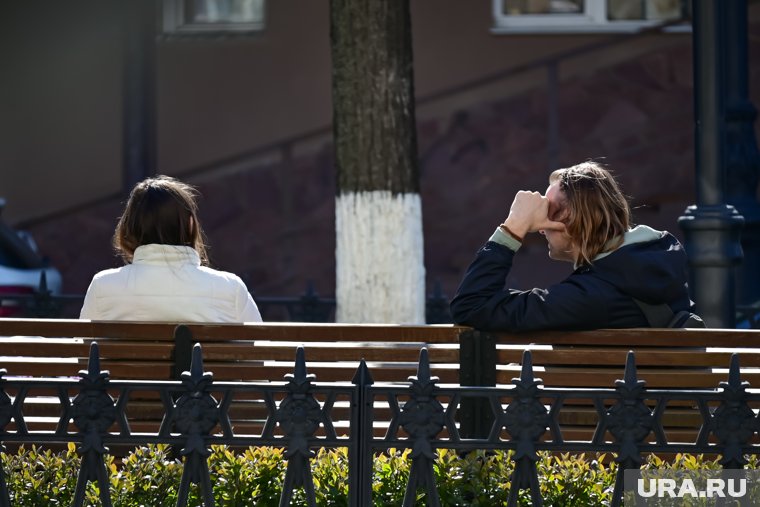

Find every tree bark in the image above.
[331,0,425,323]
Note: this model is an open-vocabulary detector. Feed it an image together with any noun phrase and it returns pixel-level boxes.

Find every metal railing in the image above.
[0,274,453,323]
[738,302,760,329]
[5,272,759,329]
[2,341,760,506]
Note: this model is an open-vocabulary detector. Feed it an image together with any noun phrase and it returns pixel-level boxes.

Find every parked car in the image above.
[0,198,62,317]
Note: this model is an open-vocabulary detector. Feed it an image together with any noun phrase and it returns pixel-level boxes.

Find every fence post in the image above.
[71,342,116,507]
[400,348,444,507]
[277,346,321,507]
[605,351,650,507]
[714,353,754,470]
[174,343,217,507]
[350,360,374,507]
[458,329,496,438]
[505,350,546,506]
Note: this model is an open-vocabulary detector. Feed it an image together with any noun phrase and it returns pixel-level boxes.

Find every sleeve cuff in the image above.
[489,226,522,252]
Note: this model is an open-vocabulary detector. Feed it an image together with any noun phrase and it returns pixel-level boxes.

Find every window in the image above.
[163,0,265,34]
[492,0,691,34]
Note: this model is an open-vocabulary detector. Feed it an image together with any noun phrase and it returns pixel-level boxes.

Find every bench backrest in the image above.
[480,328,760,388]
[0,319,465,383]
[3,319,760,444]
[3,320,760,387]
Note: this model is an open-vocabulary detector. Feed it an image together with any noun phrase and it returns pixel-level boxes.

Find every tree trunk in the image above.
[330,0,425,323]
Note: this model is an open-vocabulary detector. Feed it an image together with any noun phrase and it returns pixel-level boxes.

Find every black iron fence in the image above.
[2,341,760,506]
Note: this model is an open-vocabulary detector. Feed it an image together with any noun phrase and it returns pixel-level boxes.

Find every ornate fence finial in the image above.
[286,346,315,387]
[78,342,108,383]
[513,350,540,387]
[408,347,437,385]
[714,354,755,469]
[181,343,213,391]
[724,352,748,391]
[73,342,114,439]
[278,346,321,506]
[351,359,374,386]
[617,351,646,391]
[190,342,204,378]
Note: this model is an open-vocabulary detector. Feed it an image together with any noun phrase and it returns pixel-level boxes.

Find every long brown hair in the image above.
[550,161,630,267]
[113,175,209,265]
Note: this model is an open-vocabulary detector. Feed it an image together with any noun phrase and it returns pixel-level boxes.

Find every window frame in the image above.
[491,0,691,34]
[162,0,266,35]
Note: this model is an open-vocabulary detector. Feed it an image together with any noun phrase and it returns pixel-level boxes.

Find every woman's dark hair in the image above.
[113,175,208,264]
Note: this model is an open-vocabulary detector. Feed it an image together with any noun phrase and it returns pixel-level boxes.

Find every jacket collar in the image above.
[575,225,665,269]
[132,244,201,266]
[596,225,663,260]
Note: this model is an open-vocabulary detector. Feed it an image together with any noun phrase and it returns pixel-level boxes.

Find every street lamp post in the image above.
[122,0,157,192]
[723,0,760,312]
[678,0,744,328]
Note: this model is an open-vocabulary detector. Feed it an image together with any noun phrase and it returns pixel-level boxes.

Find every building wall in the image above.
[0,0,122,223]
[2,0,685,223]
[3,1,760,315]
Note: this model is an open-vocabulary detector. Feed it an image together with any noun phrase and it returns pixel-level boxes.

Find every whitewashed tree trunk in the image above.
[330,0,425,323]
[335,191,425,323]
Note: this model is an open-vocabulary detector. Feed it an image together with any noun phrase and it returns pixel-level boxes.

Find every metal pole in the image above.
[546,62,560,172]
[723,0,760,311]
[122,0,157,192]
[678,0,744,328]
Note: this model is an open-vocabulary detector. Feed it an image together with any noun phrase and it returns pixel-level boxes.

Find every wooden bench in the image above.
[463,328,760,442]
[0,319,464,439]
[0,319,462,380]
[1,319,760,444]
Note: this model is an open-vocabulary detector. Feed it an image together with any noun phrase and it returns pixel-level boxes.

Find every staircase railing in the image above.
[16,16,691,229]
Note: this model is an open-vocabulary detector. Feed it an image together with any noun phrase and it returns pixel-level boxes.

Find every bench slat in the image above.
[494,368,760,388]
[494,328,760,347]
[495,347,760,367]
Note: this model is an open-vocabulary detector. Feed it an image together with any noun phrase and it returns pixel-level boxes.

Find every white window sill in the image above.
[491,22,692,35]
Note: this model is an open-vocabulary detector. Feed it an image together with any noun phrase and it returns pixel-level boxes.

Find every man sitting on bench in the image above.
[450,160,700,332]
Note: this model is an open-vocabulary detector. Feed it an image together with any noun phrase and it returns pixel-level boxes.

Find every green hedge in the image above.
[1,444,756,506]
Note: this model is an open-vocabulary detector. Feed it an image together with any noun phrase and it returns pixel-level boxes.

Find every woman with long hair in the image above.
[80,175,261,322]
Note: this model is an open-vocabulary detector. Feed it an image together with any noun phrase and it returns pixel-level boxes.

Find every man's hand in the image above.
[501,191,566,239]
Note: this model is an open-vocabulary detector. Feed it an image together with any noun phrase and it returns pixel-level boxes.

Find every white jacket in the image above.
[80,244,262,323]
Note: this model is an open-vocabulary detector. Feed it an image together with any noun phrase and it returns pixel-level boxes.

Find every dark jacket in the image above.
[450,226,694,332]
